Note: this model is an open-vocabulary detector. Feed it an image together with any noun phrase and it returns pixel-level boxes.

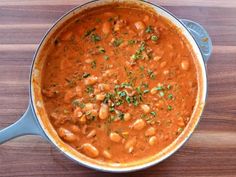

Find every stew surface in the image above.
[41,4,198,163]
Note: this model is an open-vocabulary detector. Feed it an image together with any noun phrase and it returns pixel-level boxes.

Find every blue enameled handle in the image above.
[180,19,213,63]
[0,103,46,144]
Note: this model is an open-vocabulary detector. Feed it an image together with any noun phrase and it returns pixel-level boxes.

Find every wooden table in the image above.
[0,0,235,176]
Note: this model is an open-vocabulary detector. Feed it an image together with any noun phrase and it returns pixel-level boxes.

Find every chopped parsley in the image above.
[145,26,153,33]
[82,73,91,78]
[84,28,96,37]
[168,105,173,111]
[168,94,173,100]
[156,86,164,91]
[86,86,94,93]
[113,38,123,47]
[128,39,137,45]
[131,42,146,60]
[72,99,85,108]
[159,91,165,97]
[91,61,96,69]
[91,34,101,42]
[103,55,109,60]
[167,84,172,90]
[147,69,156,79]
[150,111,156,117]
[151,35,159,41]
[98,47,106,53]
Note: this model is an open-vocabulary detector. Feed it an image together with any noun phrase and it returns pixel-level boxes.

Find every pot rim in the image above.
[29,0,208,173]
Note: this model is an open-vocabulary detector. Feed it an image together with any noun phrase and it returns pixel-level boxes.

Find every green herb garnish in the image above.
[91,61,96,69]
[145,26,153,33]
[82,73,91,78]
[86,86,94,93]
[168,105,173,111]
[150,111,156,117]
[168,94,173,100]
[103,55,109,60]
[151,35,159,41]
[98,47,106,53]
[91,34,101,42]
[113,38,123,47]
[84,28,96,37]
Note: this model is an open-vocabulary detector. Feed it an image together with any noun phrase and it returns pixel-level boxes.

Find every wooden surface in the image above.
[0,0,236,176]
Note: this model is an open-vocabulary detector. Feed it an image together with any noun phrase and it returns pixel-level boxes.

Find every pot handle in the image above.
[180,19,213,63]
[0,103,47,144]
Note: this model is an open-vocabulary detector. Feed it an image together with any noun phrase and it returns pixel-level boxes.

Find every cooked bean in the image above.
[143,15,150,23]
[149,136,157,146]
[163,69,170,75]
[145,127,156,136]
[134,21,145,31]
[109,132,122,143]
[96,93,106,101]
[79,115,86,124]
[102,21,111,34]
[141,104,151,113]
[150,87,157,95]
[99,103,109,119]
[57,127,77,142]
[131,119,146,130]
[153,56,162,61]
[82,125,88,134]
[125,137,137,152]
[124,113,131,121]
[83,103,94,111]
[181,60,190,70]
[160,61,167,68]
[103,150,112,159]
[98,83,110,91]
[75,86,82,97]
[177,117,185,126]
[89,109,98,117]
[70,125,80,133]
[81,143,99,158]
[64,90,76,103]
[87,129,96,138]
[84,76,98,85]
[74,107,83,117]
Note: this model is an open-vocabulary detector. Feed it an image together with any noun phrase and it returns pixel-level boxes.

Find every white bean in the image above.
[125,137,137,153]
[81,143,99,158]
[141,104,151,113]
[99,103,109,119]
[57,127,77,142]
[145,127,156,136]
[103,150,112,159]
[124,113,131,121]
[84,76,98,85]
[102,21,111,34]
[87,129,96,138]
[131,119,146,130]
[134,21,145,31]
[149,136,157,146]
[109,132,122,143]
[96,93,106,101]
[150,88,157,95]
[181,60,190,70]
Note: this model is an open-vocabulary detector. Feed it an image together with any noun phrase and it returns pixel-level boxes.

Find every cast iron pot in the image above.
[0,0,212,173]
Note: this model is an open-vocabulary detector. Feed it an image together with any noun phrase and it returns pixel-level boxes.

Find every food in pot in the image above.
[41,4,198,163]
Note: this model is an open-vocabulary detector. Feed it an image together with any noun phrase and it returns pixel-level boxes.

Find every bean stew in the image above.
[41,4,198,163]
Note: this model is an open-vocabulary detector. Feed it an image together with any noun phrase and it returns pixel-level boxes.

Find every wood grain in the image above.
[0,0,236,176]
